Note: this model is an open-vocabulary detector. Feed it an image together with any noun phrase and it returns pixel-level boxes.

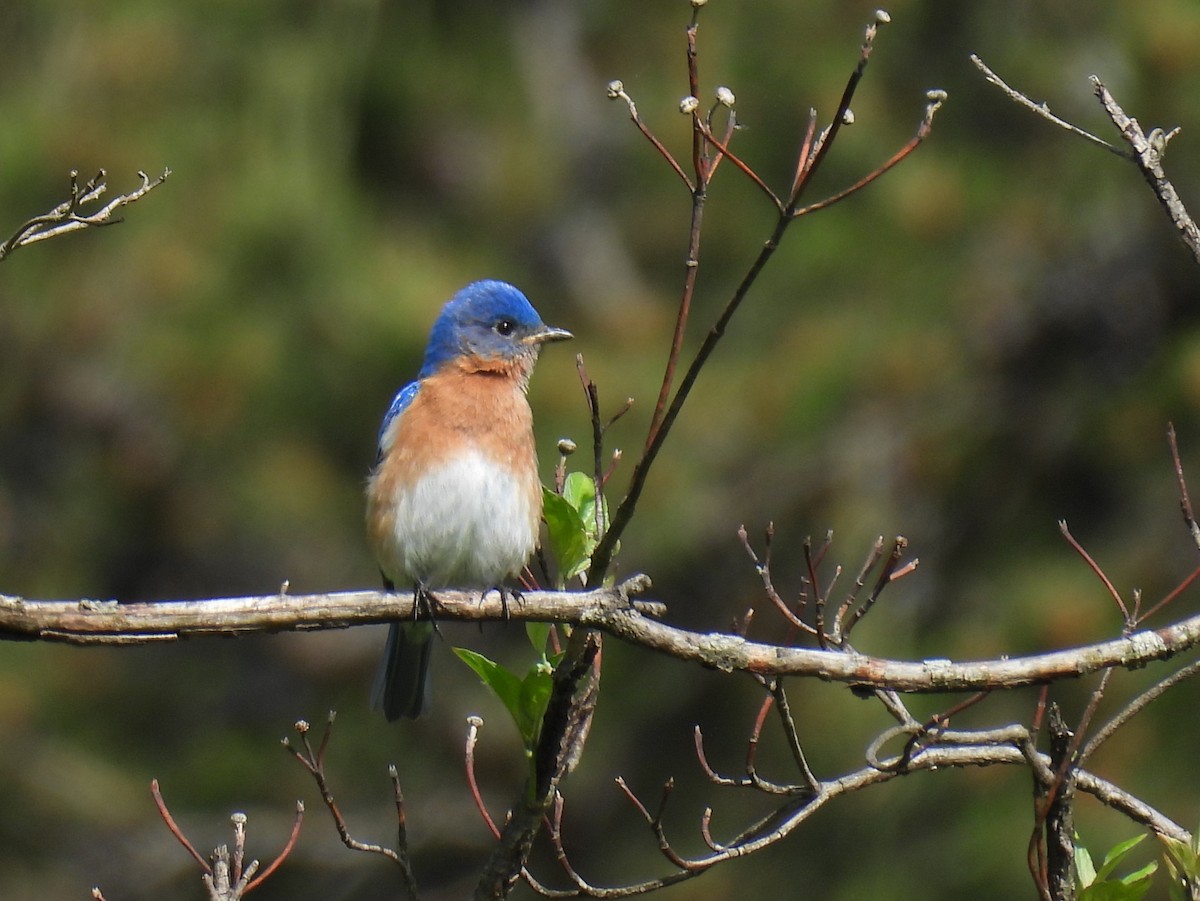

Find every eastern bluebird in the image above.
[366,280,572,720]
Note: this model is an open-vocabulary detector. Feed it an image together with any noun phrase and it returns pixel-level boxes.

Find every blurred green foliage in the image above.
[1,0,1200,898]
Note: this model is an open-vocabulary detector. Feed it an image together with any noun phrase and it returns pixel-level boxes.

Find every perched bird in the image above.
[366,280,572,720]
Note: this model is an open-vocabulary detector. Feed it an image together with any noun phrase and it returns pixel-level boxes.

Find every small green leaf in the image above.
[562,471,596,519]
[1078,844,1098,887]
[1095,834,1148,882]
[1080,878,1153,901]
[453,647,555,751]
[1118,861,1158,886]
[543,488,592,582]
[454,647,524,729]
[516,665,554,746]
[526,621,552,659]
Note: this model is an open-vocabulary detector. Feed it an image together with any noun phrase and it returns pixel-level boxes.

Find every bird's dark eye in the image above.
[495,319,515,336]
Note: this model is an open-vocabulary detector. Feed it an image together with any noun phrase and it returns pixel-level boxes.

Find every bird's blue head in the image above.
[419,280,572,377]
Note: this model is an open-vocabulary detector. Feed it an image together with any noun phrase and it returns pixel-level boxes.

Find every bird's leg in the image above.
[411,583,446,640]
[382,571,439,631]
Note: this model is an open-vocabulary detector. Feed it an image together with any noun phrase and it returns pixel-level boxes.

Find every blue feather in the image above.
[419,280,546,376]
[376,380,420,459]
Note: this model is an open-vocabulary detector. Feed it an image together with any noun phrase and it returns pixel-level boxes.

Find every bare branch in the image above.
[0,577,658,644]
[971,54,1200,264]
[283,715,418,896]
[6,576,1200,692]
[971,55,1122,156]
[1090,76,1200,264]
[0,168,170,262]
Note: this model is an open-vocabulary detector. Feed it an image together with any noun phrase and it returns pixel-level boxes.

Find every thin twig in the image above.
[151,779,212,873]
[244,802,305,892]
[1168,422,1200,551]
[606,83,693,190]
[694,117,782,210]
[0,168,170,262]
[283,715,414,885]
[790,12,890,206]
[737,524,811,632]
[970,55,1122,156]
[1137,560,1200,625]
[770,681,821,794]
[1059,521,1130,623]
[842,537,911,634]
[1081,656,1200,761]
[466,716,502,840]
[793,91,946,218]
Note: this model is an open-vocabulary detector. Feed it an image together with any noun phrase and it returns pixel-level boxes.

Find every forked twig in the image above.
[149,779,302,899]
[283,713,418,898]
[0,168,170,262]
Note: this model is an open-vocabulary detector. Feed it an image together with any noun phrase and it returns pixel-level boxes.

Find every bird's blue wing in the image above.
[376,380,421,461]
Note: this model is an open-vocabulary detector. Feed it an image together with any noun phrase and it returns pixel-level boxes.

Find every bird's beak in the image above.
[525,325,573,345]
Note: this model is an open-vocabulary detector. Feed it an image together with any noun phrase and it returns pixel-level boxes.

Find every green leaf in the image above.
[543,488,592,582]
[562,471,596,520]
[1118,861,1158,886]
[453,647,555,751]
[526,621,552,659]
[1160,833,1200,881]
[453,647,524,729]
[1080,881,1153,901]
[516,665,554,747]
[1095,834,1148,882]
[1078,844,1098,887]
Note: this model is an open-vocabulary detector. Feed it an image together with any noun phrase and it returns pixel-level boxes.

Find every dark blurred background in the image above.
[1,0,1199,898]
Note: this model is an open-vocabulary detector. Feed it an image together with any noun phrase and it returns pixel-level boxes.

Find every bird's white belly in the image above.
[377,448,537,588]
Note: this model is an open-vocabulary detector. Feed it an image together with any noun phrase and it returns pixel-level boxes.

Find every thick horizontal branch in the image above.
[3,577,1198,693]
[0,577,659,644]
[597,606,1200,691]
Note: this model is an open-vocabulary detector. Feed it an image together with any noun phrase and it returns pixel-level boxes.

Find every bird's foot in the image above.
[411,584,445,638]
[481,585,521,622]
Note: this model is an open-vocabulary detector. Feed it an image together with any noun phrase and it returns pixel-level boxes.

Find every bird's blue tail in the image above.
[372,621,434,720]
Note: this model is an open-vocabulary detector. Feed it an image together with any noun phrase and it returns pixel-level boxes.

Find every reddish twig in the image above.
[588,9,944,587]
[737,524,811,632]
[466,716,502,840]
[694,116,782,210]
[245,802,305,893]
[1059,521,1130,623]
[151,779,211,873]
[789,11,890,207]
[834,536,885,633]
[605,82,692,191]
[792,90,946,218]
[1169,422,1200,551]
[283,713,417,896]
[1136,560,1200,627]
[842,536,913,635]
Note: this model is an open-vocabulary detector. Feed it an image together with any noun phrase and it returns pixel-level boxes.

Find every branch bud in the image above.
[875,9,891,24]
[715,86,736,108]
[557,438,577,455]
[606,79,625,99]
[679,95,700,114]
[841,108,855,125]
